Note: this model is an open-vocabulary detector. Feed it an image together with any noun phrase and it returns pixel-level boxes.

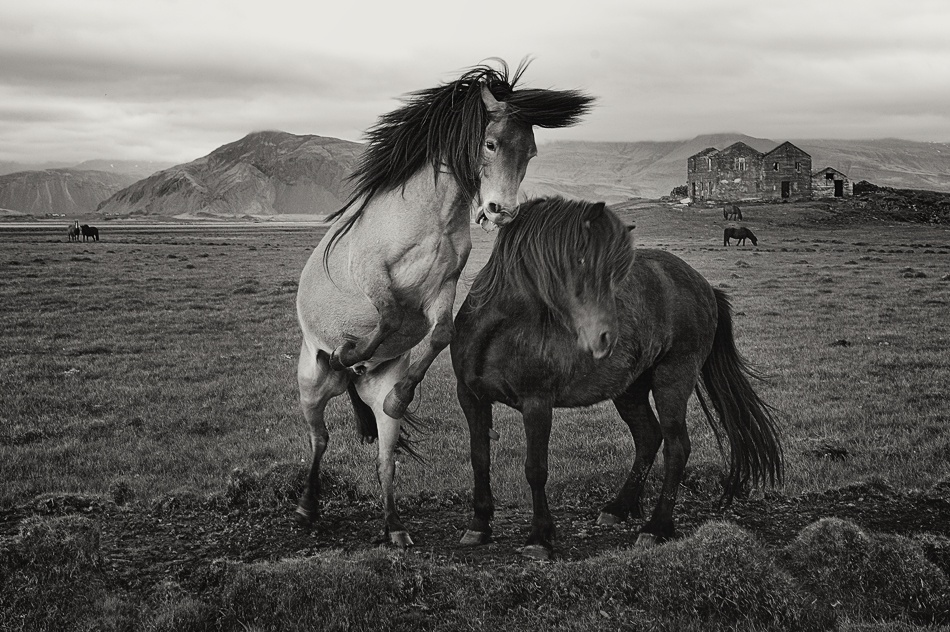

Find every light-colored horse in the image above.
[294,60,594,545]
[67,221,80,242]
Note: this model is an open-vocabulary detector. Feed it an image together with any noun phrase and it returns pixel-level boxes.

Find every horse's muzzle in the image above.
[476,203,518,228]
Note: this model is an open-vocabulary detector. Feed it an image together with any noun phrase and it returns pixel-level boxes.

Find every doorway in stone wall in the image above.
[834,180,844,197]
[781,181,791,198]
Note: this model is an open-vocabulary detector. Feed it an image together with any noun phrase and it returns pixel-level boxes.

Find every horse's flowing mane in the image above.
[323,59,595,266]
[468,197,634,329]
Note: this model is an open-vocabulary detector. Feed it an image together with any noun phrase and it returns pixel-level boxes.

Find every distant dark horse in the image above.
[452,197,782,559]
[80,225,99,242]
[723,204,742,220]
[67,221,80,242]
[723,226,757,246]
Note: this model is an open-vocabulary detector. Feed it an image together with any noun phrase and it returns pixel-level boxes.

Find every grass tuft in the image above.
[784,517,950,623]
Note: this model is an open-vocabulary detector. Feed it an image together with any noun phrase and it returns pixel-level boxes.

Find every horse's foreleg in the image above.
[458,382,494,546]
[522,399,555,560]
[382,277,458,419]
[637,366,694,547]
[295,342,348,527]
[329,291,403,371]
[355,356,414,547]
[598,376,661,526]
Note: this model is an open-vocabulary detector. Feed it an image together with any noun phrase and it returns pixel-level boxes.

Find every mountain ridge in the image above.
[3,132,950,218]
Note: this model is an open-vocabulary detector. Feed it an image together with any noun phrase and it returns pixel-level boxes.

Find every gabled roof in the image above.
[764,141,810,158]
[812,166,847,178]
[688,147,720,160]
[721,141,763,156]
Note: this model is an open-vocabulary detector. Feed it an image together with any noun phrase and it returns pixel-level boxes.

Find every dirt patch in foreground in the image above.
[2,478,948,598]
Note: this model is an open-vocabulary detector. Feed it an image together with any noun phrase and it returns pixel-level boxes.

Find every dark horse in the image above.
[723,204,742,220]
[724,226,757,246]
[294,61,593,546]
[452,197,782,559]
[80,225,99,242]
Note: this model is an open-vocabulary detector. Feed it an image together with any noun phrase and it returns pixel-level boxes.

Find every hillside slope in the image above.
[0,169,137,216]
[526,135,950,200]
[96,131,362,218]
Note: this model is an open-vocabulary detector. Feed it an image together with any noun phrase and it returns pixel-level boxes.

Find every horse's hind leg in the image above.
[295,341,348,527]
[598,374,662,526]
[383,275,459,418]
[355,355,414,547]
[458,381,494,546]
[637,363,696,547]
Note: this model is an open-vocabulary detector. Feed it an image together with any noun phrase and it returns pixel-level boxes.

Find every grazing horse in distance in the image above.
[452,197,782,559]
[67,221,80,242]
[80,224,99,242]
[724,226,757,246]
[294,60,595,546]
[723,204,743,220]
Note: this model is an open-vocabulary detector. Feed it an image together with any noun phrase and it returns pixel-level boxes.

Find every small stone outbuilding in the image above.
[812,167,852,198]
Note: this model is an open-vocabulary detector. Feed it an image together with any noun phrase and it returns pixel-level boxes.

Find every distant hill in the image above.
[96,131,362,219]
[525,135,950,200]
[72,160,175,180]
[0,169,138,216]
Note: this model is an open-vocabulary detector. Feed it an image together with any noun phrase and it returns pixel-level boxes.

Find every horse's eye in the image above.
[485,140,497,152]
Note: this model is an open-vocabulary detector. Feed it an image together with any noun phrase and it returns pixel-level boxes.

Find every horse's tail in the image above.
[695,288,783,501]
[344,382,426,463]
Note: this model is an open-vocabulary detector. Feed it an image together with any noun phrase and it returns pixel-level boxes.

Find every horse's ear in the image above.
[481,83,506,119]
[626,223,636,232]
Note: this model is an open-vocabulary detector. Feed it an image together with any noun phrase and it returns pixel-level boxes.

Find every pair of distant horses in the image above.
[288,59,782,560]
[722,204,757,246]
[67,221,99,242]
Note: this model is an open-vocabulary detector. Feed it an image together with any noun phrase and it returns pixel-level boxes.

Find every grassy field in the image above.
[2,201,950,630]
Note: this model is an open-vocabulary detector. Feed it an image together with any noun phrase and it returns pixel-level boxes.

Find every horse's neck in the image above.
[358,165,472,244]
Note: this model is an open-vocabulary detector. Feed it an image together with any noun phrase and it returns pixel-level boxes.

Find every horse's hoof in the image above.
[328,351,347,371]
[383,389,410,419]
[635,532,659,548]
[596,511,623,527]
[293,506,316,528]
[389,530,414,548]
[521,545,552,561]
[460,530,490,546]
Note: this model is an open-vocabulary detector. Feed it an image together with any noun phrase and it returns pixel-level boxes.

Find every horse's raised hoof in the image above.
[460,529,491,546]
[635,532,659,548]
[293,506,316,529]
[383,388,410,419]
[596,511,623,527]
[328,351,347,372]
[389,530,414,548]
[521,545,552,561]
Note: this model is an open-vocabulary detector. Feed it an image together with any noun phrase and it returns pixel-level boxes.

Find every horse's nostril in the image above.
[486,202,499,214]
[600,331,613,350]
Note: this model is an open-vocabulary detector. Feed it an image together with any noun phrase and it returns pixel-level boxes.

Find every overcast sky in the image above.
[3,0,950,165]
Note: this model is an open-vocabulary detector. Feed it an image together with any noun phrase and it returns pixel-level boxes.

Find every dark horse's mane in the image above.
[322,59,595,268]
[468,196,634,329]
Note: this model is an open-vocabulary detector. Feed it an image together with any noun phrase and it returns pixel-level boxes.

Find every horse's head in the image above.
[474,85,536,228]
[562,202,635,359]
[476,197,633,360]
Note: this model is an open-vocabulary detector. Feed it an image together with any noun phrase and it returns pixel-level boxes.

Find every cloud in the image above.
[2,0,950,163]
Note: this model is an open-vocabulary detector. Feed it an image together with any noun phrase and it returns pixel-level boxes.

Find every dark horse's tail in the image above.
[695,289,783,501]
[345,382,426,462]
